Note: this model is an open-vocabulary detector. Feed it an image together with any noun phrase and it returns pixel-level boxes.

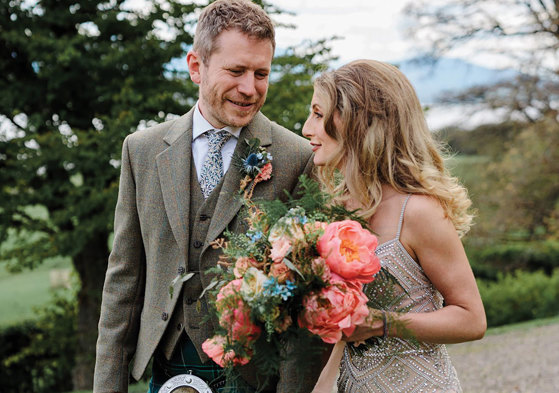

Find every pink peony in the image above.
[298,277,369,344]
[317,220,381,284]
[269,260,293,283]
[269,237,292,263]
[202,335,251,367]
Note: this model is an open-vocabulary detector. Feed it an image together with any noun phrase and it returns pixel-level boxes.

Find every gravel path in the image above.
[447,322,559,393]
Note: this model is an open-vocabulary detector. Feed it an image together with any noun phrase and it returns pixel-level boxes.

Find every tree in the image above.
[0,0,332,389]
[404,0,559,121]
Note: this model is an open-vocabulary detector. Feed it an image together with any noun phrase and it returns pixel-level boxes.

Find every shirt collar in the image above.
[192,102,242,140]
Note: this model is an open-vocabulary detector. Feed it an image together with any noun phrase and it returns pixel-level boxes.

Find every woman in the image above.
[302,60,486,393]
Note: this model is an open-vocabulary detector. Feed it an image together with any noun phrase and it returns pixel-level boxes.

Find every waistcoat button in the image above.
[177,266,186,275]
[186,297,195,305]
[200,214,210,221]
[193,240,203,248]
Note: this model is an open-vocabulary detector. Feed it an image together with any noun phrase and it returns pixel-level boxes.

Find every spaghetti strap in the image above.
[395,194,412,240]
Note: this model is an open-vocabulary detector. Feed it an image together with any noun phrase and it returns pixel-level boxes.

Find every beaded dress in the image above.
[338,196,462,393]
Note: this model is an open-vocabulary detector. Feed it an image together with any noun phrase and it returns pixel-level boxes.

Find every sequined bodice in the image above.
[338,196,462,393]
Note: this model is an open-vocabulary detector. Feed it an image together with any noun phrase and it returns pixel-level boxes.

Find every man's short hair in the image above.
[193,0,276,64]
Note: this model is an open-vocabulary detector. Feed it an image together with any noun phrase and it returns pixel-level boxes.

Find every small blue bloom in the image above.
[249,231,263,243]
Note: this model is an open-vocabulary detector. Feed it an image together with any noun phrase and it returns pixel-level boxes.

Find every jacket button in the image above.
[177,323,183,331]
[200,214,210,221]
[186,297,195,305]
[161,312,169,321]
[193,240,203,248]
[177,266,186,275]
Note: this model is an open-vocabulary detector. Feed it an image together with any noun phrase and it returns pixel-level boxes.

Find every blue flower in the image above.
[244,153,260,168]
[249,231,263,243]
[263,278,296,301]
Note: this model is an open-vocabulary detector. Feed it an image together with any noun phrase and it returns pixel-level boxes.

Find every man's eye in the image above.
[256,72,269,79]
[229,69,243,75]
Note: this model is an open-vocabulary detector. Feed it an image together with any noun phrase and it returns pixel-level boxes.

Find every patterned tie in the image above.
[199,129,232,198]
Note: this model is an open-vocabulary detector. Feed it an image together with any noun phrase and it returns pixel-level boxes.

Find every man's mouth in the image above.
[228,99,254,107]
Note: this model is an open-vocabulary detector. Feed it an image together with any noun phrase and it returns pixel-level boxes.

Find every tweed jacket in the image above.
[93,108,319,393]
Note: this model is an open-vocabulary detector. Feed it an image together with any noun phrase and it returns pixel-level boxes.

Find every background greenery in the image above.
[2,0,559,392]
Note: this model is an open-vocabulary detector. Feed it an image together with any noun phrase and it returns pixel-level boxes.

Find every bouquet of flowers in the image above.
[195,140,387,375]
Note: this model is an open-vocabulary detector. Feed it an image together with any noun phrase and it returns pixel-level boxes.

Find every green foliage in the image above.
[468,240,559,279]
[0,291,77,393]
[436,122,522,157]
[478,269,559,327]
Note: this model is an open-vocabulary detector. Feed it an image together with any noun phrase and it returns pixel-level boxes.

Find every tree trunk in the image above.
[72,233,109,390]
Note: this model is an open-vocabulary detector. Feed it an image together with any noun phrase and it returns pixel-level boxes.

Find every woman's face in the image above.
[302,91,340,166]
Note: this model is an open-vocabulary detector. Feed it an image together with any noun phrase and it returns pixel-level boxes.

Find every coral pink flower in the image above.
[255,162,272,182]
[298,277,369,344]
[202,335,252,367]
[269,260,293,283]
[269,237,292,262]
[317,220,380,284]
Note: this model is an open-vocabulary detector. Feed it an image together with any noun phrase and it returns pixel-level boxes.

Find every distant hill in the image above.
[396,57,518,105]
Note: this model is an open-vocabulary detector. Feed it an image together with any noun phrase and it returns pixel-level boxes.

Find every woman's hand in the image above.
[343,308,385,343]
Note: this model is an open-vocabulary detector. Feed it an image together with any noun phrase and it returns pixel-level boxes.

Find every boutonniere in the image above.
[233,138,273,199]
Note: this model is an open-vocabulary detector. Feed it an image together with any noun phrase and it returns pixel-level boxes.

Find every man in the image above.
[93,1,321,392]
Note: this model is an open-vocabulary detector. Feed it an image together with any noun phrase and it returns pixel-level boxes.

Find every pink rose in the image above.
[298,278,369,344]
[255,162,272,182]
[269,260,293,283]
[202,335,252,367]
[304,221,328,235]
[233,257,257,278]
[317,220,381,284]
[216,279,261,342]
[269,237,292,263]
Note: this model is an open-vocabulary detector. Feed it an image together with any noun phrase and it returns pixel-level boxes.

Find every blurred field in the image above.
[0,256,72,327]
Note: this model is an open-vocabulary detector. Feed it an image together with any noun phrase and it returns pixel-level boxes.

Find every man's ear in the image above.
[187,51,202,85]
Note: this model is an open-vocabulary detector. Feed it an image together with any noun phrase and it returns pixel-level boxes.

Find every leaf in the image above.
[283,258,305,279]
[171,272,195,287]
[199,279,222,299]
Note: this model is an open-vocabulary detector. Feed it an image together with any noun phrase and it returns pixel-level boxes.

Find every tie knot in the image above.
[207,129,232,149]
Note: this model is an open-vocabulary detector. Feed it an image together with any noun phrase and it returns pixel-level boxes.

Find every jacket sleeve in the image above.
[94,136,146,393]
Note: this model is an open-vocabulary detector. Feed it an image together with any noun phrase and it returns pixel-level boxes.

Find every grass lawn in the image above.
[0,256,72,327]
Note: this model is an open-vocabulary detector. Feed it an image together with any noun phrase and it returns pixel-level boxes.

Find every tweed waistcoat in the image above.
[159,155,224,361]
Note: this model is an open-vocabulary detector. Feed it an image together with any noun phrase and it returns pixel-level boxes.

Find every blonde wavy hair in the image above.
[314,59,473,236]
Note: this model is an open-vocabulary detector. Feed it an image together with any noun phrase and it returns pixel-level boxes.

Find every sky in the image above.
[273,0,413,66]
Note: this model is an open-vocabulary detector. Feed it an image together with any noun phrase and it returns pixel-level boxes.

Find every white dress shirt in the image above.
[191,102,241,183]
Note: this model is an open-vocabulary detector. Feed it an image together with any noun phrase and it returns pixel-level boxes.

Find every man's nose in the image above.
[237,73,257,96]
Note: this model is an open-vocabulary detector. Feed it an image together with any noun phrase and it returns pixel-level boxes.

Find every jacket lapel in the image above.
[156,110,194,258]
[203,112,272,254]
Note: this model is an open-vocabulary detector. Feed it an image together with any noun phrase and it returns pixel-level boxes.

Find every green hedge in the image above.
[0,294,76,393]
[478,269,559,327]
[468,240,559,280]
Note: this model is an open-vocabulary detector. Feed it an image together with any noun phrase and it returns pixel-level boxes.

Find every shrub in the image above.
[478,269,559,327]
[467,240,559,279]
[0,292,76,393]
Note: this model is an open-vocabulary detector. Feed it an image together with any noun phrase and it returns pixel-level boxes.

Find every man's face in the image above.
[187,29,274,129]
